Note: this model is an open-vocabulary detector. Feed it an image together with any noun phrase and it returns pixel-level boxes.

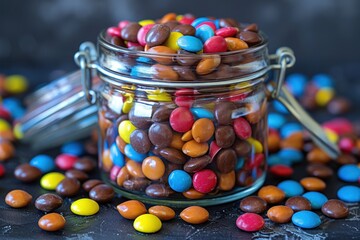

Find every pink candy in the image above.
[236,213,265,232]
[107,27,121,37]
[322,118,353,135]
[215,27,239,38]
[169,107,194,133]
[0,163,5,177]
[203,36,227,53]
[110,165,121,181]
[193,169,217,193]
[55,154,78,170]
[137,24,155,46]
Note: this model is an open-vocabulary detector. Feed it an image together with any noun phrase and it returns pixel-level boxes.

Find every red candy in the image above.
[126,42,142,48]
[179,17,195,25]
[107,27,121,37]
[0,163,5,177]
[118,20,130,29]
[236,213,265,232]
[269,164,294,177]
[55,154,78,170]
[215,27,239,38]
[338,137,355,153]
[209,141,221,160]
[233,117,252,139]
[322,118,353,135]
[137,24,155,46]
[169,107,194,133]
[196,21,217,32]
[0,107,11,120]
[246,153,264,169]
[203,36,227,53]
[193,169,217,193]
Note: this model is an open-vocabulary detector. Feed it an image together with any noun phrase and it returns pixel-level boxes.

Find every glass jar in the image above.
[71,31,339,207]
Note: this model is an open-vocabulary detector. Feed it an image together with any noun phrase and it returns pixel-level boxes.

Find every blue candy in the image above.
[312,74,333,88]
[285,73,307,97]
[191,17,210,27]
[337,164,360,182]
[302,191,328,209]
[61,141,85,156]
[267,154,288,166]
[110,143,125,167]
[124,144,147,162]
[278,180,304,197]
[277,148,303,164]
[213,19,220,29]
[292,210,321,229]
[268,113,286,129]
[273,100,289,114]
[30,154,55,173]
[236,157,245,170]
[337,185,360,203]
[2,98,25,119]
[130,65,153,78]
[177,36,203,53]
[280,123,302,139]
[168,170,192,192]
[136,56,153,64]
[195,25,214,43]
[190,107,214,120]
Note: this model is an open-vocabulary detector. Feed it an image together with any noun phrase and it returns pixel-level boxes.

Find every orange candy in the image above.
[148,205,176,221]
[117,200,147,220]
[300,177,326,191]
[258,185,285,204]
[267,205,294,223]
[180,206,209,224]
[141,156,165,180]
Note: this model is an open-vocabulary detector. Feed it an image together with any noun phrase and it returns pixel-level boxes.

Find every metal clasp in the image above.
[269,47,340,159]
[74,42,98,104]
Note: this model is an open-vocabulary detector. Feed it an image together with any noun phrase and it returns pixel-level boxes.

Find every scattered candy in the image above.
[40,172,66,190]
[302,191,328,209]
[117,200,147,220]
[180,206,209,224]
[337,164,360,182]
[291,210,321,229]
[70,198,99,216]
[30,155,55,173]
[321,199,349,219]
[38,213,66,232]
[236,213,265,232]
[277,180,304,197]
[267,205,294,223]
[133,214,162,233]
[35,193,63,212]
[5,189,32,208]
[337,185,360,203]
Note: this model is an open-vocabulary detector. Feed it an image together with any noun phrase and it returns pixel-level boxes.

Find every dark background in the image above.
[1,0,360,79]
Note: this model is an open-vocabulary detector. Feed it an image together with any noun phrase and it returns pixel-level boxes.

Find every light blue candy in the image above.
[30,154,55,173]
[278,180,304,197]
[285,73,307,97]
[190,107,214,120]
[110,143,125,167]
[267,154,288,166]
[168,170,192,192]
[195,25,214,43]
[292,210,321,229]
[2,98,25,119]
[278,148,303,164]
[268,113,286,129]
[312,74,333,88]
[236,157,245,170]
[191,17,210,27]
[124,144,147,162]
[213,19,220,29]
[136,56,153,64]
[273,100,289,114]
[280,123,302,138]
[302,191,328,209]
[130,65,152,79]
[337,185,360,203]
[61,141,84,156]
[338,164,360,182]
[177,36,203,53]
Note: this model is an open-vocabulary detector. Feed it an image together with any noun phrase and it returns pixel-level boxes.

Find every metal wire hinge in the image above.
[74,42,98,104]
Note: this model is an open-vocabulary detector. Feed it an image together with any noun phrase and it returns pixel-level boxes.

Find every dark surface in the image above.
[0,145,359,240]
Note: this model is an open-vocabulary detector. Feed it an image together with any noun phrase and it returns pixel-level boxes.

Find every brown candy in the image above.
[258,185,285,204]
[73,156,96,172]
[215,149,237,174]
[89,184,115,203]
[148,205,176,221]
[267,205,294,223]
[152,106,173,122]
[117,200,147,220]
[337,153,357,165]
[38,213,66,232]
[243,23,259,32]
[285,196,312,212]
[121,22,142,42]
[14,163,42,182]
[145,183,173,198]
[215,125,236,148]
[196,55,221,75]
[321,199,349,219]
[268,133,281,153]
[300,177,326,191]
[130,129,152,154]
[82,179,103,192]
[238,31,261,45]
[146,24,171,47]
[183,155,211,173]
[180,206,209,224]
[128,107,151,130]
[5,189,32,208]
[147,46,176,65]
[56,178,80,197]
[172,24,196,36]
[327,97,350,115]
[151,64,179,81]
[306,163,334,178]
[35,193,63,212]
[111,36,126,47]
[123,178,150,191]
[176,50,200,66]
[240,196,267,214]
[148,123,173,148]
[173,65,196,81]
[160,148,187,164]
[233,139,252,157]
[65,169,89,182]
[214,101,237,125]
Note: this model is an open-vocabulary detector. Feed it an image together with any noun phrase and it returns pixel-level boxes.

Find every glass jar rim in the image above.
[98,30,269,58]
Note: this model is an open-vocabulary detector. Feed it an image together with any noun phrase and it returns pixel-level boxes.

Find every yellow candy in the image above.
[40,172,65,190]
[147,92,172,102]
[0,119,11,131]
[324,128,339,143]
[138,19,155,26]
[247,137,263,153]
[122,95,133,114]
[118,120,137,143]
[176,15,183,21]
[13,123,23,139]
[315,88,335,107]
[164,32,183,51]
[5,75,28,94]
[133,214,162,233]
[71,198,99,216]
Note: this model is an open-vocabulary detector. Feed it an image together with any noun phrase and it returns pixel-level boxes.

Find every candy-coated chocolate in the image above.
[236,213,264,232]
[118,120,137,144]
[170,107,194,133]
[133,214,162,233]
[191,118,214,143]
[148,206,175,221]
[337,164,360,182]
[38,213,66,232]
[30,154,55,173]
[71,198,99,216]
[258,185,285,204]
[277,180,304,197]
[300,177,326,191]
[291,210,321,229]
[168,170,192,192]
[233,117,252,139]
[240,196,267,214]
[41,172,66,190]
[302,191,328,209]
[56,178,80,197]
[14,163,42,182]
[55,154,78,171]
[142,156,165,180]
[180,206,209,224]
[285,196,312,212]
[177,35,203,52]
[337,185,360,203]
[203,36,227,53]
[182,140,208,158]
[267,205,294,223]
[5,189,32,208]
[117,200,147,220]
[35,193,63,212]
[195,24,214,43]
[192,169,217,193]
